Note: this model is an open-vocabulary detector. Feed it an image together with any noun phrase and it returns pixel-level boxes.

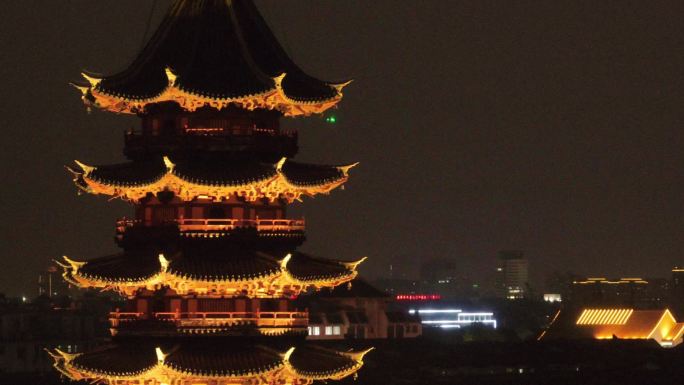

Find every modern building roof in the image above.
[544,308,684,348]
[60,249,364,297]
[74,0,349,116]
[68,156,356,202]
[385,311,421,324]
[573,277,649,285]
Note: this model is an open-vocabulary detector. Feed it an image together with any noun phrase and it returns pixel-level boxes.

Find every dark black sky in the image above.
[1,0,684,296]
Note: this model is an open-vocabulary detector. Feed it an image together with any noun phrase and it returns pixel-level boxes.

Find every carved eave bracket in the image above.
[58,253,365,298]
[68,157,356,204]
[74,71,348,117]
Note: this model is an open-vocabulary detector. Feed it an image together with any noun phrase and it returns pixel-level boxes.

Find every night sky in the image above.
[1,0,684,297]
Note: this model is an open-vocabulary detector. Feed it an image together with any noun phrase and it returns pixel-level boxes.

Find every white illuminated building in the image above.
[408,309,497,329]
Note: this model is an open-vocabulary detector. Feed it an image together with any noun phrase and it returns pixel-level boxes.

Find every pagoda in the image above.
[50,1,371,384]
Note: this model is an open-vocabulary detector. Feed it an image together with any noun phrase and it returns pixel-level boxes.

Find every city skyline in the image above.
[3,0,684,296]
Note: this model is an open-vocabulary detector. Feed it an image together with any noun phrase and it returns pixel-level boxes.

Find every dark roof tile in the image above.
[317,278,390,299]
[68,341,359,379]
[71,343,157,376]
[281,161,345,187]
[289,346,357,376]
[91,0,338,102]
[287,252,350,281]
[78,251,161,282]
[76,249,353,283]
[78,158,345,189]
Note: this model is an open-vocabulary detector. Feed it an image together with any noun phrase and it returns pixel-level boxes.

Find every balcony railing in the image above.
[123,128,298,156]
[116,218,305,234]
[110,311,308,328]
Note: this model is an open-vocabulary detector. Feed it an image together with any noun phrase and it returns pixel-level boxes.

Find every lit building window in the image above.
[543,293,562,303]
[325,326,333,335]
[333,326,341,335]
[409,309,497,329]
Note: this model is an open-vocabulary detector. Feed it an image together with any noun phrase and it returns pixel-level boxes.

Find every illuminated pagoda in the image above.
[52,0,370,383]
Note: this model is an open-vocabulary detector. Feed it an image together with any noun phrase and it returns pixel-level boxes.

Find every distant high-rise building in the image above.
[569,277,668,309]
[496,250,529,299]
[671,268,684,295]
[670,267,684,317]
[37,266,72,298]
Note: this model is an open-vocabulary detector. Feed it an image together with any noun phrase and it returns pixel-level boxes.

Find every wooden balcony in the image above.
[116,218,305,235]
[110,310,309,329]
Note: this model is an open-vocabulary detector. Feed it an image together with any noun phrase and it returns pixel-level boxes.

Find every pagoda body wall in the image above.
[126,104,297,161]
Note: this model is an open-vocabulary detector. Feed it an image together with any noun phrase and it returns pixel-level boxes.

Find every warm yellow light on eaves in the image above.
[49,345,372,384]
[59,253,366,297]
[76,71,350,117]
[70,156,357,203]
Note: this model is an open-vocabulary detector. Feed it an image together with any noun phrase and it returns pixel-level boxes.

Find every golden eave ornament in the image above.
[59,253,365,297]
[50,345,370,384]
[76,70,350,117]
[70,156,358,203]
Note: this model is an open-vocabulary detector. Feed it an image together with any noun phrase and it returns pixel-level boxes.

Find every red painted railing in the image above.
[116,218,305,234]
[110,311,308,328]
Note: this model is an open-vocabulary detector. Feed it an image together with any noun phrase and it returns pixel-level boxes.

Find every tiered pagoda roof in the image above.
[74,0,350,116]
[53,0,371,381]
[69,156,356,202]
[60,250,366,296]
[50,342,372,384]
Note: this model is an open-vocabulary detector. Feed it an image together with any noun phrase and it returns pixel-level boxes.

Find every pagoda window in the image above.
[234,299,246,312]
[169,298,181,314]
[187,299,198,314]
[153,206,175,223]
[255,208,276,219]
[208,205,227,219]
[191,206,204,219]
[256,120,269,131]
[151,119,159,135]
[151,297,165,313]
[231,206,245,219]
[144,207,152,224]
[259,298,288,312]
[160,118,176,136]
[136,298,149,316]
[198,299,233,312]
